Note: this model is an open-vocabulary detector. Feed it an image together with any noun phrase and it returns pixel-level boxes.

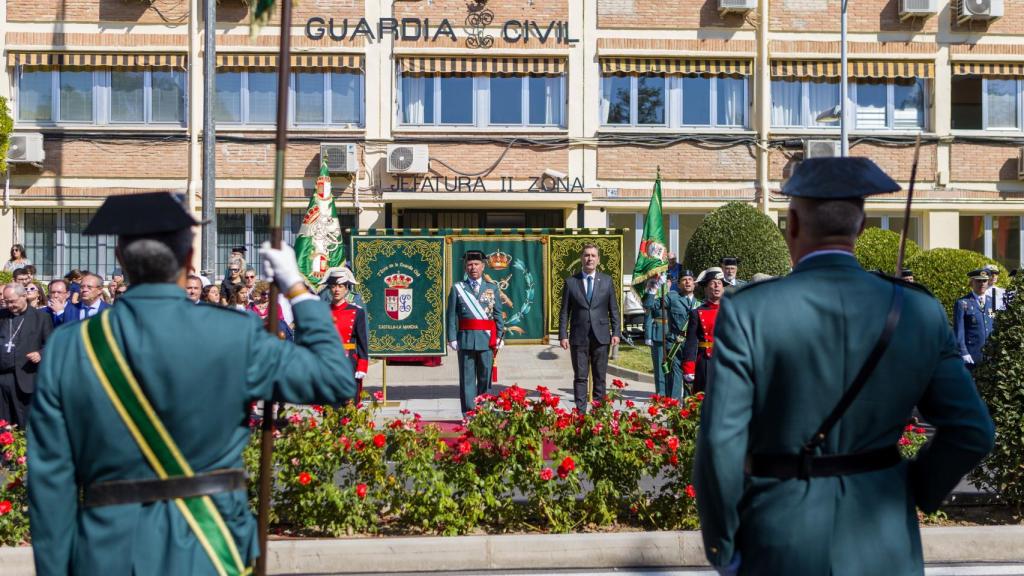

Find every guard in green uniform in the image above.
[642,270,699,399]
[694,158,994,576]
[446,250,505,415]
[28,193,355,576]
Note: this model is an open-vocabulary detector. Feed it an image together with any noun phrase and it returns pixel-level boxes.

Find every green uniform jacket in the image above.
[446,279,505,350]
[28,284,355,576]
[643,290,699,342]
[694,254,994,575]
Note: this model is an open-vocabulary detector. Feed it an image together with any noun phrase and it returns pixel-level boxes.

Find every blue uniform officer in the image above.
[953,268,996,370]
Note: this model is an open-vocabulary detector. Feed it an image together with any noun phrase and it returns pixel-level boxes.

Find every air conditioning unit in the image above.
[804,139,841,159]
[718,0,756,13]
[958,0,1003,22]
[7,133,44,164]
[899,0,938,19]
[386,144,429,174]
[1017,147,1024,180]
[320,143,357,173]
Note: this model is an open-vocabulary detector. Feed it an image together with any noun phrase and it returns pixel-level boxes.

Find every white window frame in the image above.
[976,214,1024,266]
[14,66,189,127]
[480,76,567,128]
[850,78,929,132]
[217,69,365,128]
[770,78,841,129]
[979,77,1024,132]
[601,74,749,129]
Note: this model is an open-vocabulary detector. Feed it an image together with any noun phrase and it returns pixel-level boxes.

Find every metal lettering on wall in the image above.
[305,17,578,45]
[389,176,586,193]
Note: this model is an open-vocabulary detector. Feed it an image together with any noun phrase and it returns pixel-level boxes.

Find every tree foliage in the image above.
[971,274,1024,510]
[854,227,922,275]
[0,97,12,174]
[682,202,790,279]
[905,248,1009,320]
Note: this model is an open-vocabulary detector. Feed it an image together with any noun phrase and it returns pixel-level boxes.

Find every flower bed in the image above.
[0,382,946,545]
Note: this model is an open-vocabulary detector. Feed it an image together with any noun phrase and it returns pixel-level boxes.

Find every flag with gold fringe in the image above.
[250,0,279,39]
[631,172,669,288]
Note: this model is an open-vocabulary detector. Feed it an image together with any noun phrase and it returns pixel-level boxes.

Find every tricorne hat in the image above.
[695,267,725,285]
[83,192,201,236]
[782,157,901,199]
[324,267,359,286]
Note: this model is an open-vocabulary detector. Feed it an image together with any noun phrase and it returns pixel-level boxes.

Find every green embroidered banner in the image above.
[448,237,547,343]
[352,236,446,356]
[547,235,624,333]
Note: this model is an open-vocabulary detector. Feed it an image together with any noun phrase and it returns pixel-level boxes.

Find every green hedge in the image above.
[682,202,790,279]
[972,275,1024,507]
[854,227,922,275]
[905,248,1009,320]
[0,97,11,175]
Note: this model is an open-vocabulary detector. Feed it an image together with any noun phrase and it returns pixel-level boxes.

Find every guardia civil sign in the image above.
[352,236,446,356]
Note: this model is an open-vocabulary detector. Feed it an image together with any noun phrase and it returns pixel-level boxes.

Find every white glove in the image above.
[645,339,653,346]
[497,339,505,349]
[260,242,304,293]
[684,374,695,383]
[962,354,975,365]
[448,341,458,351]
[354,371,366,380]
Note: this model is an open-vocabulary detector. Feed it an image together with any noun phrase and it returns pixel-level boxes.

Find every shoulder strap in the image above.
[454,282,487,320]
[81,312,248,576]
[802,284,904,462]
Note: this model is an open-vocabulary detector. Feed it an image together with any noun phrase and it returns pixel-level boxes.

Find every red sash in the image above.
[459,319,499,349]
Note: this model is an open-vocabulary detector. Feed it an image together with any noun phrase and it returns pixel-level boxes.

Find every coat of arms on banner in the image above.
[384,273,414,321]
[482,250,535,337]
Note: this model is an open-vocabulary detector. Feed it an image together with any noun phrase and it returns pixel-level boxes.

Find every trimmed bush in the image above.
[682,202,790,279]
[905,248,1009,320]
[0,97,11,175]
[854,227,922,275]
[971,274,1024,509]
[0,272,11,286]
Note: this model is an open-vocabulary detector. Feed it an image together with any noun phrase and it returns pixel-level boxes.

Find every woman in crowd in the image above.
[25,283,45,309]
[113,283,129,303]
[65,269,83,305]
[4,244,31,273]
[229,287,249,311]
[248,281,293,340]
[202,284,225,306]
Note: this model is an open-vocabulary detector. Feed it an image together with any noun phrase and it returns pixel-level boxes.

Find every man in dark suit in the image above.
[42,279,71,327]
[953,268,996,371]
[558,243,620,412]
[0,283,52,427]
[63,273,111,323]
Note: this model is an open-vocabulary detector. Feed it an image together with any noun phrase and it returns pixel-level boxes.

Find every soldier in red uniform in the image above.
[327,268,368,400]
[682,267,725,395]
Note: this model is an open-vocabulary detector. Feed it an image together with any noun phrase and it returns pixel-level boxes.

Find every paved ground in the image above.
[336,566,1024,576]
[362,344,655,420]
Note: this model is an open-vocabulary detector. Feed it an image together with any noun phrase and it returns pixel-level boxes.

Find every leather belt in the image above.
[745,446,901,480]
[83,469,247,508]
[342,343,356,350]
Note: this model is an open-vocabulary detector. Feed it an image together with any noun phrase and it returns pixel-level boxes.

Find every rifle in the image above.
[895,134,922,277]
[256,1,293,574]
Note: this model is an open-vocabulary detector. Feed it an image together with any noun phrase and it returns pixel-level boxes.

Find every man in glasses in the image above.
[64,273,111,323]
[43,280,70,327]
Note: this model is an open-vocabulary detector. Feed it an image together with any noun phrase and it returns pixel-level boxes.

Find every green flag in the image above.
[294,159,346,286]
[631,174,669,288]
[249,0,277,39]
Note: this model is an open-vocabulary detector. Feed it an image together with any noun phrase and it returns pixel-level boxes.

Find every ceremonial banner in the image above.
[448,237,547,343]
[631,174,669,288]
[547,235,624,333]
[352,236,446,356]
[294,159,346,286]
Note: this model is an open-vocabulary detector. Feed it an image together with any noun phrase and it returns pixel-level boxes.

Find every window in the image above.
[771,78,840,128]
[960,215,1024,269]
[16,67,185,125]
[400,74,566,127]
[601,74,747,128]
[215,70,363,127]
[951,76,1024,131]
[864,216,921,245]
[19,209,118,279]
[852,79,926,130]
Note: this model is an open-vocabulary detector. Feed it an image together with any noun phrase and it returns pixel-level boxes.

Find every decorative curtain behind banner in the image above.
[352,236,446,356]
[547,235,624,334]
[448,237,548,343]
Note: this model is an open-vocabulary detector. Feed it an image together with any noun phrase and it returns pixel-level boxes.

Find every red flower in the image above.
[0,419,7,428]
[695,392,705,401]
[669,454,679,466]
[356,483,368,499]
[0,500,11,515]
[373,391,384,402]
[557,456,576,479]
[899,436,911,446]
[904,424,914,431]
[288,413,302,425]
[539,468,554,481]
[307,418,317,429]
[354,440,366,452]
[685,484,696,499]
[340,417,351,425]
[648,406,659,417]
[611,378,626,389]
[666,436,680,452]
[297,472,312,486]
[0,432,13,446]
[457,440,472,455]
[311,405,324,414]
[915,427,926,435]
[680,408,691,419]
[645,438,655,450]
[373,434,386,448]
[625,400,635,409]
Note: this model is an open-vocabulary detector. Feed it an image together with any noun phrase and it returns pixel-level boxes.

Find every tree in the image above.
[854,227,922,275]
[682,202,790,279]
[971,273,1024,510]
[0,97,12,174]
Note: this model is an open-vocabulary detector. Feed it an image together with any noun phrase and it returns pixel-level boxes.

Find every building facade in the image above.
[1,0,1022,279]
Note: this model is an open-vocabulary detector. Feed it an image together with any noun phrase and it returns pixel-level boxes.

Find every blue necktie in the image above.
[471,280,478,293]
[586,276,593,302]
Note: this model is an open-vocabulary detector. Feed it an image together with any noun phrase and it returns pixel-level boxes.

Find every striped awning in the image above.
[771,60,934,79]
[953,62,1024,77]
[599,58,752,76]
[7,52,186,68]
[216,53,364,71]
[398,56,565,75]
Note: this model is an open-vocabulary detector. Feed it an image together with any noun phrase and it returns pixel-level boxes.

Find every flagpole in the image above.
[657,167,668,396]
[256,0,292,573]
